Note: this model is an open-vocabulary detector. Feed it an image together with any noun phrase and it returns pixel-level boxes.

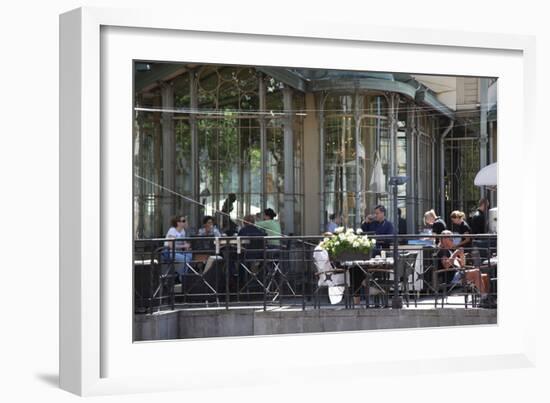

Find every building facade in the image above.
[134,63,497,238]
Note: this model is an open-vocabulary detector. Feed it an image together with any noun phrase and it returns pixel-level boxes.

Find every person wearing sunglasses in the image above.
[164,215,192,281]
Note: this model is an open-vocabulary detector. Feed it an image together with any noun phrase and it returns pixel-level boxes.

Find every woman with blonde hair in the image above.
[423,209,446,235]
[449,210,471,248]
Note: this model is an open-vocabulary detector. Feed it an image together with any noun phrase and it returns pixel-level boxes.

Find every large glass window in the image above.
[444,130,481,219]
[134,64,304,237]
[134,105,163,239]
[321,94,442,232]
[323,93,389,228]
[416,110,435,230]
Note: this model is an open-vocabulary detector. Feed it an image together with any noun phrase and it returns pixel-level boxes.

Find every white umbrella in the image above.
[474,162,497,187]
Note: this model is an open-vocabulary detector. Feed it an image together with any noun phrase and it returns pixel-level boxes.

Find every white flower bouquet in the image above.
[319,227,375,261]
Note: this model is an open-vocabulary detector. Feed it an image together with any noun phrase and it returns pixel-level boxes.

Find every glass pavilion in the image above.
[133,62,497,238]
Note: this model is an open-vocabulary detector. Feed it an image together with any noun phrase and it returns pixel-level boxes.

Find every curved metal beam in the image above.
[309,77,454,120]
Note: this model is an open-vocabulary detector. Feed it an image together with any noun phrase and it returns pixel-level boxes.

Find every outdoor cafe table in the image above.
[482,257,498,266]
[340,257,394,308]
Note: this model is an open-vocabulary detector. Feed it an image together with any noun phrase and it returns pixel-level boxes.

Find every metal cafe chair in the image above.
[472,239,498,305]
[465,247,497,308]
[235,238,267,300]
[432,250,459,308]
[263,238,297,307]
[344,257,390,308]
[415,249,437,302]
[312,248,350,309]
[394,251,418,307]
[434,252,479,309]
[173,236,223,306]
[134,246,176,313]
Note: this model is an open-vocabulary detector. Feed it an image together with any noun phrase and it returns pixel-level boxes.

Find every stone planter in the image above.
[331,250,372,263]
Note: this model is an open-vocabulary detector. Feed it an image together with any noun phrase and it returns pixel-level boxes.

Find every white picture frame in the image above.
[60,6,537,396]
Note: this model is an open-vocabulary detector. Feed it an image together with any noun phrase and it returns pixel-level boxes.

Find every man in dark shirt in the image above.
[223,215,267,287]
[238,215,267,260]
[361,205,395,254]
[361,208,376,233]
[470,198,489,234]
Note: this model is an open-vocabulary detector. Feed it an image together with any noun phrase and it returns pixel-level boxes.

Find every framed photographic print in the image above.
[60,6,536,396]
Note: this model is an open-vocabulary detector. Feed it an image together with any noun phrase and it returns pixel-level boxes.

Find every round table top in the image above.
[340,257,394,267]
[482,257,498,265]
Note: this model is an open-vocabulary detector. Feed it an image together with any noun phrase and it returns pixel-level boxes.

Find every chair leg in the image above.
[313,288,318,309]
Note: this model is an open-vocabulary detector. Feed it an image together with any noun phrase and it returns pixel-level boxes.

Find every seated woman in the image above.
[198,215,222,237]
[193,215,222,263]
[164,215,192,281]
[255,208,282,247]
[424,209,446,234]
[437,230,489,296]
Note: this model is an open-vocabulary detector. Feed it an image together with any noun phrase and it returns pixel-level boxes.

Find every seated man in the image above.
[361,205,395,256]
[237,215,267,265]
[221,215,266,293]
[437,230,489,297]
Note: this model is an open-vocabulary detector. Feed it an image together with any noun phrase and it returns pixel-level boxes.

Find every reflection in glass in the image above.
[134,65,304,237]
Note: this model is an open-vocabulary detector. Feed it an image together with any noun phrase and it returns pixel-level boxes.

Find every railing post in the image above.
[236,236,241,304]
[263,240,267,312]
[223,238,230,310]
[170,239,175,310]
[302,238,306,311]
[392,188,402,310]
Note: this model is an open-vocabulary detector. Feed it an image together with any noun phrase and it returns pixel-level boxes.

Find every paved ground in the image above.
[144,294,495,315]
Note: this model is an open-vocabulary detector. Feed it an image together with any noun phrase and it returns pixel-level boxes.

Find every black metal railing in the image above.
[133,233,497,313]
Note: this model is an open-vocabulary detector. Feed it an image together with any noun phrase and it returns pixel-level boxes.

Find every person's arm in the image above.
[182,239,191,250]
[440,254,453,269]
[165,234,175,249]
[456,231,471,248]
[450,248,465,267]
[164,228,177,249]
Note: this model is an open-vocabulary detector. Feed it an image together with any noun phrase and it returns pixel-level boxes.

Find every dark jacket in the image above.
[432,217,447,235]
[470,209,486,234]
[362,219,395,252]
[238,225,267,259]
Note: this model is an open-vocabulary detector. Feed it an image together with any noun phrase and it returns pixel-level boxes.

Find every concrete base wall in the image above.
[134,308,497,341]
